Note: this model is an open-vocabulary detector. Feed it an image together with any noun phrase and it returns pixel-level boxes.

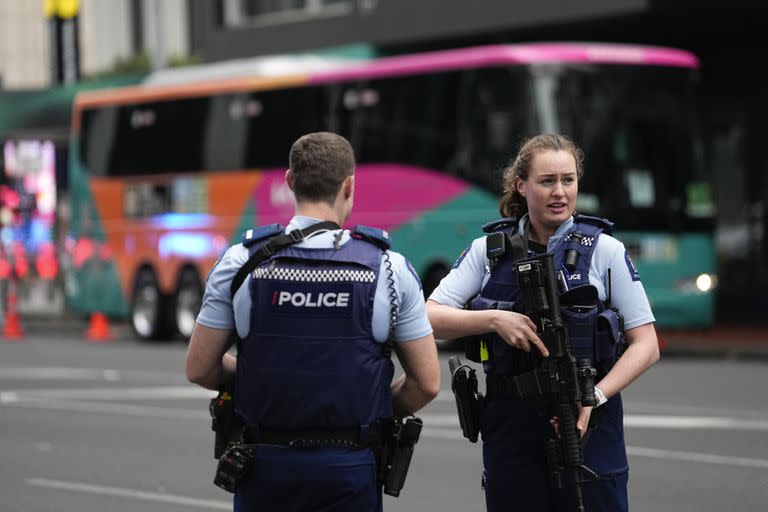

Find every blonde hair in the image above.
[499,133,584,218]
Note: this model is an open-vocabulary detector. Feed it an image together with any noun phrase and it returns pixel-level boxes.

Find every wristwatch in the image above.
[594,387,608,408]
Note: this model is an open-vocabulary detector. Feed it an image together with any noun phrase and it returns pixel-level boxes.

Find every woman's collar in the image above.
[518,215,575,247]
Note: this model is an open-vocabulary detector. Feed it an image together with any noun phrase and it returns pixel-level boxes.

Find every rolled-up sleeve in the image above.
[196,245,248,330]
[605,242,655,330]
[428,237,487,308]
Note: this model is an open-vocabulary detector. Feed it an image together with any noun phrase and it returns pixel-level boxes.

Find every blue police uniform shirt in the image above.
[197,215,433,342]
[429,215,655,330]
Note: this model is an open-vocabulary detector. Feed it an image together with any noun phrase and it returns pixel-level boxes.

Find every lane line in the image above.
[627,447,768,470]
[25,445,768,512]
[0,368,122,381]
[5,398,209,420]
[6,396,768,433]
[25,478,230,510]
[1,386,213,402]
[624,415,768,431]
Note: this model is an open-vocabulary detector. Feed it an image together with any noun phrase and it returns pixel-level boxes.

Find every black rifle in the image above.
[515,252,599,512]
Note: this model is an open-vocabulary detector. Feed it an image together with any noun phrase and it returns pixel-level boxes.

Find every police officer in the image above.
[186,132,440,512]
[427,134,659,512]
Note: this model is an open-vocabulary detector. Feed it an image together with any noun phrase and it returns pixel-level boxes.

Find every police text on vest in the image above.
[274,291,350,307]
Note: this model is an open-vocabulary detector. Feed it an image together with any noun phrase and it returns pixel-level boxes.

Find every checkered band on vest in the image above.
[567,233,595,246]
[251,266,376,283]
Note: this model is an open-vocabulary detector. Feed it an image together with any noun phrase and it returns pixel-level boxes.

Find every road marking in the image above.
[25,478,230,510]
[0,367,123,381]
[419,413,768,432]
[5,393,768,433]
[627,447,768,470]
[25,448,768,512]
[0,386,213,402]
[4,398,209,420]
[624,415,768,430]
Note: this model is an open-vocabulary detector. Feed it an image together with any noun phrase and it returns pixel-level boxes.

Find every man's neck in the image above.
[294,203,344,227]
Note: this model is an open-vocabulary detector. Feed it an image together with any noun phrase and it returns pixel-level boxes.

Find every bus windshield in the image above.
[530,63,712,231]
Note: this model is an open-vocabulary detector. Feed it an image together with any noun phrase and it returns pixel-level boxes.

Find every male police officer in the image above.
[185,132,440,512]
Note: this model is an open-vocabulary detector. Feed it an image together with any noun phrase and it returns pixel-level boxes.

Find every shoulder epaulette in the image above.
[351,225,391,249]
[573,214,615,235]
[241,224,284,247]
[482,217,518,234]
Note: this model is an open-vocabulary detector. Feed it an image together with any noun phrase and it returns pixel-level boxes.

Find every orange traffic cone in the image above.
[86,311,111,342]
[3,287,25,341]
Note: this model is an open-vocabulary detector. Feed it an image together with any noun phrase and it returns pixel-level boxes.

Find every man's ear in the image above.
[285,169,294,191]
[343,175,354,199]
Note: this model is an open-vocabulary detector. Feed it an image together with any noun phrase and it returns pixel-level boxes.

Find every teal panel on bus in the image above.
[388,187,498,282]
[66,140,130,316]
[614,231,715,328]
[230,199,257,247]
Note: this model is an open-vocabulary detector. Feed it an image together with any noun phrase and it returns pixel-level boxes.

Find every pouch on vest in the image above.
[463,295,517,363]
[595,309,625,376]
[558,285,600,362]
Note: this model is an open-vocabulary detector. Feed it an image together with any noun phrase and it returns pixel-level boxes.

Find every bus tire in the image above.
[131,268,173,341]
[174,268,202,340]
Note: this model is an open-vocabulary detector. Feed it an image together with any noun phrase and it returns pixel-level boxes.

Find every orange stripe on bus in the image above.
[88,171,264,296]
[74,75,310,110]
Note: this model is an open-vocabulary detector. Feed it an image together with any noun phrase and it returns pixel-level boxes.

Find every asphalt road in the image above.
[1,328,767,511]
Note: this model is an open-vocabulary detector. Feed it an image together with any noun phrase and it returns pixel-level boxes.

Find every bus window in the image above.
[353,72,461,171]
[465,67,536,195]
[204,92,253,171]
[244,86,326,168]
[81,97,211,176]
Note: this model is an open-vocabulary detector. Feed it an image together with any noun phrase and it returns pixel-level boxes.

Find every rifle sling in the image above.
[229,221,341,300]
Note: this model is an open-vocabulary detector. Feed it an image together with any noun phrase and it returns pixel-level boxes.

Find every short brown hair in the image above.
[499,133,584,218]
[288,132,356,205]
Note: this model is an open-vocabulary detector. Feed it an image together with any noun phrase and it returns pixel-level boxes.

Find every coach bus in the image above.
[67,43,715,340]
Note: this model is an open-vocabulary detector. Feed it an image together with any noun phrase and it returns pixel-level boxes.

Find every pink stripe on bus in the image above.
[309,43,698,84]
[254,164,469,231]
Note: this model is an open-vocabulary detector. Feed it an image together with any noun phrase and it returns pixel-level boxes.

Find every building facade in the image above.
[0,0,190,89]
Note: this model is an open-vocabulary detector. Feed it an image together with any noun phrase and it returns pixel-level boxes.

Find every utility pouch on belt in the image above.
[448,355,483,443]
[213,443,256,493]
[210,385,244,459]
[381,416,423,497]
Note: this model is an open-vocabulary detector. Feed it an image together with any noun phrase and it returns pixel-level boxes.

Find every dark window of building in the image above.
[220,0,353,27]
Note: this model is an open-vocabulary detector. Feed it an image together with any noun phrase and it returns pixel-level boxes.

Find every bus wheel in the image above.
[131,269,171,341]
[175,269,202,340]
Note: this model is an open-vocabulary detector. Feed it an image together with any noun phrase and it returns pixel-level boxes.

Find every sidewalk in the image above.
[658,325,768,360]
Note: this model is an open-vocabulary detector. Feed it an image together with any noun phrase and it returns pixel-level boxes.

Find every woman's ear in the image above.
[515,176,526,197]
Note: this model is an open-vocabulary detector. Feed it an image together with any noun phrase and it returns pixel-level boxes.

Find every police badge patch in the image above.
[624,250,641,281]
[453,244,472,269]
[405,258,422,289]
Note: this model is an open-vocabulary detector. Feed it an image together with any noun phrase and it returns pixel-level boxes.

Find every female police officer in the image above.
[426,133,659,511]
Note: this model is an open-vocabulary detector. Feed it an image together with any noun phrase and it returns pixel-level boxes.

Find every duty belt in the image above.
[245,421,391,449]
